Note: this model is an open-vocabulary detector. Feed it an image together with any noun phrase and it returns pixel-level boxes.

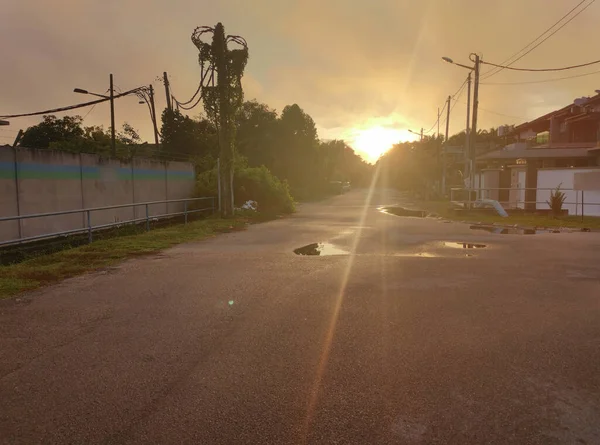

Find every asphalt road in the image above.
[1,188,599,444]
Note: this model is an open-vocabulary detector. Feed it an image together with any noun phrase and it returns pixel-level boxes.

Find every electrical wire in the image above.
[0,88,142,119]
[481,68,600,85]
[481,57,600,73]
[482,0,595,80]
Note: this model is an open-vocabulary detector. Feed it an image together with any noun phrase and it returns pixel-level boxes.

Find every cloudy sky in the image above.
[1,0,599,162]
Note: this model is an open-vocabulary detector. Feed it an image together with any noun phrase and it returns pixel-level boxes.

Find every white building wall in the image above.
[537,168,600,216]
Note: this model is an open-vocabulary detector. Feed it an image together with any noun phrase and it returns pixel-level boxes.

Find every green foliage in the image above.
[546,184,566,217]
[20,115,147,160]
[160,109,218,158]
[20,115,85,149]
[194,160,294,215]
[235,166,295,215]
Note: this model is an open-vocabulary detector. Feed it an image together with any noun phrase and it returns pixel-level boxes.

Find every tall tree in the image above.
[236,100,279,169]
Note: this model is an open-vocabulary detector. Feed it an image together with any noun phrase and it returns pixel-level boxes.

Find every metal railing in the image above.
[449,187,600,218]
[0,197,216,247]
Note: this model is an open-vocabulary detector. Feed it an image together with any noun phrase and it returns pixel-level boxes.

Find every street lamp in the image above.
[74,73,116,156]
[408,128,424,140]
[74,75,160,153]
[442,53,481,195]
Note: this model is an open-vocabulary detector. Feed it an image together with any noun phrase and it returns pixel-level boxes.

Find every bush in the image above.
[193,164,295,216]
[235,166,295,215]
[546,184,566,217]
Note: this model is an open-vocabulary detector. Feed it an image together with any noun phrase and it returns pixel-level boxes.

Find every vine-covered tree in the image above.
[191,22,249,217]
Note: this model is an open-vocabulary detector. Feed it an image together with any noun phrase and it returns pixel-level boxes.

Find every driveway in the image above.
[1,188,599,444]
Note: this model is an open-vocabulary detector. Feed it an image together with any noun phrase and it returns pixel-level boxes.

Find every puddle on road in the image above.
[294,242,349,256]
[444,242,487,249]
[470,225,560,235]
[380,206,427,218]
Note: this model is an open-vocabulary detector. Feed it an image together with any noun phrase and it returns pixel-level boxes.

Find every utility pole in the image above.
[149,85,159,145]
[420,127,424,140]
[437,108,440,138]
[465,72,472,189]
[163,72,172,112]
[442,95,451,195]
[471,54,481,193]
[109,73,116,156]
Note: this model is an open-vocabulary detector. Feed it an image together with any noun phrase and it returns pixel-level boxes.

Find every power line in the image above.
[482,0,595,80]
[482,68,600,85]
[481,57,600,73]
[0,88,141,119]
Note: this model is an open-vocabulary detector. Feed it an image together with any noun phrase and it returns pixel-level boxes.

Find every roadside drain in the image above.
[294,243,349,256]
[444,242,487,249]
[470,225,561,235]
[380,206,427,218]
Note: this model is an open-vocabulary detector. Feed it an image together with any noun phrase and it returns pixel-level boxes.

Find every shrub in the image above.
[235,166,295,215]
[546,184,566,217]
[193,164,295,216]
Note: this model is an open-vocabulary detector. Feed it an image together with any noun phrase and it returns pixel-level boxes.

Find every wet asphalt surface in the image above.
[1,188,599,444]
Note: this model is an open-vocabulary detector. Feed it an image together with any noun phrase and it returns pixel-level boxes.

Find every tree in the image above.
[192,22,249,218]
[160,109,218,160]
[20,115,85,149]
[236,100,279,169]
[275,104,320,197]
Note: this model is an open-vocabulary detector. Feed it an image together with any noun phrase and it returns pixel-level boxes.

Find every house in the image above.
[474,92,600,216]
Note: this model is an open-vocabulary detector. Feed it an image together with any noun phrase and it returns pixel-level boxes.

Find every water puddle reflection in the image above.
[470,225,561,235]
[444,242,487,249]
[294,243,349,256]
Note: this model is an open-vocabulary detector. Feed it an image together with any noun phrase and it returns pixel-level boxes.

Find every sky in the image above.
[1,0,600,162]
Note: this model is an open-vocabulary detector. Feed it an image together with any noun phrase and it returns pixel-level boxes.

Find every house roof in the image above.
[477,147,594,161]
[511,93,600,135]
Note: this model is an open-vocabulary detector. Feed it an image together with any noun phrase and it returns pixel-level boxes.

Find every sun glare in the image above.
[351,127,412,162]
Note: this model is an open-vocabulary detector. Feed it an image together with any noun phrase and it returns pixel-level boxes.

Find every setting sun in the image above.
[351,127,414,162]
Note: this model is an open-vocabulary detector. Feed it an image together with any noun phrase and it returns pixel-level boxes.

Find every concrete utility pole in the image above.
[442,95,451,195]
[109,73,116,156]
[471,54,481,191]
[465,72,472,187]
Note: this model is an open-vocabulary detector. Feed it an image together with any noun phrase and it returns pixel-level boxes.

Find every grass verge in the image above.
[0,216,253,300]
[415,201,600,229]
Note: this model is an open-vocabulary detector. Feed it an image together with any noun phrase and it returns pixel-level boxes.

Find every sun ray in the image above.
[302,163,383,442]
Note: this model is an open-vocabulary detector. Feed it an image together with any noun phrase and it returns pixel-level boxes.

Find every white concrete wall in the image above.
[537,168,600,216]
[0,146,197,242]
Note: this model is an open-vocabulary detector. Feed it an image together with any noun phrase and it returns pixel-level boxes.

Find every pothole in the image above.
[444,242,487,249]
[294,243,349,256]
[470,225,561,235]
[380,206,427,218]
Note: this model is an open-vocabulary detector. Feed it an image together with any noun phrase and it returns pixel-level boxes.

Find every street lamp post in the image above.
[75,76,159,154]
[408,128,424,140]
[442,54,481,196]
[74,74,116,156]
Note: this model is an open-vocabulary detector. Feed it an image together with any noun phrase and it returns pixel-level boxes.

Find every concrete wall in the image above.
[537,168,600,216]
[0,146,196,243]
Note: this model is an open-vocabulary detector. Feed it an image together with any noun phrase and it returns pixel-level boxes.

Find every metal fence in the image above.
[449,187,600,218]
[0,197,216,247]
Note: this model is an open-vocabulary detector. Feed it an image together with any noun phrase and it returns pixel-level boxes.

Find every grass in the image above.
[0,216,253,300]
[415,200,600,229]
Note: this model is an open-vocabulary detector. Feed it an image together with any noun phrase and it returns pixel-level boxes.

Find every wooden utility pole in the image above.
[109,73,116,156]
[163,72,172,112]
[148,85,159,145]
